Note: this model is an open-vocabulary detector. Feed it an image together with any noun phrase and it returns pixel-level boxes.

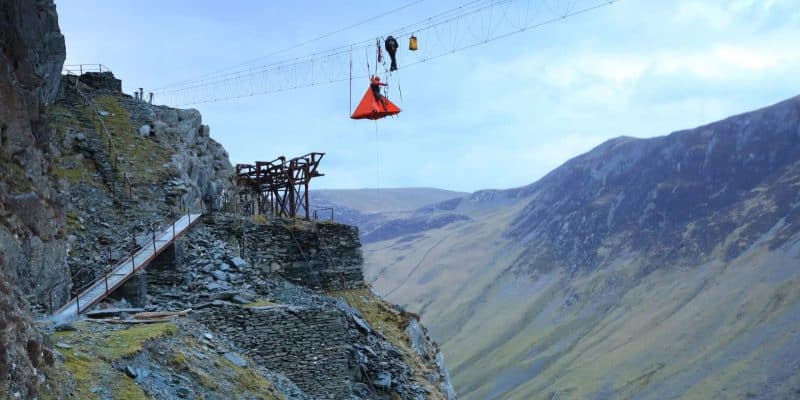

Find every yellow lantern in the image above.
[409,34,418,51]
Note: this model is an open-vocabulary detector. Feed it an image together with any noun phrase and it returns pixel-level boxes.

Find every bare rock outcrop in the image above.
[0,0,71,396]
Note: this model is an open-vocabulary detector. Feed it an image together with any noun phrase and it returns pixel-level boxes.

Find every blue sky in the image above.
[56,0,800,192]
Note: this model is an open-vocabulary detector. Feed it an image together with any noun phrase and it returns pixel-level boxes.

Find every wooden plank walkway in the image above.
[51,214,202,323]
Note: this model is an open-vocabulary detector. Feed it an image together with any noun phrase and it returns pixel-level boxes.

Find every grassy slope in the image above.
[51,321,177,400]
[364,202,800,399]
[51,320,283,400]
[92,95,171,186]
[332,287,448,400]
[47,103,104,188]
[47,95,171,190]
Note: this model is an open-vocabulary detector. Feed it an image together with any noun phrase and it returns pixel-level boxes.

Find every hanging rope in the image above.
[349,47,353,116]
[397,74,403,103]
[375,122,380,188]
[374,120,382,242]
[375,38,382,76]
[365,46,371,77]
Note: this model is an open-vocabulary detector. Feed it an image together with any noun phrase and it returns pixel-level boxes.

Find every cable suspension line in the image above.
[152,0,428,91]
[155,0,616,106]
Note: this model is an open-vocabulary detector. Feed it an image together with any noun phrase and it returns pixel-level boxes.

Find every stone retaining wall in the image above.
[195,302,351,400]
[207,215,364,290]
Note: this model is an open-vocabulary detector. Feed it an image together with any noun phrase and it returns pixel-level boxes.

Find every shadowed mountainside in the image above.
[364,95,800,399]
[508,98,800,276]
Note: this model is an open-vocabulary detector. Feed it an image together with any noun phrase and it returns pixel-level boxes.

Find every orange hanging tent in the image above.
[351,76,401,120]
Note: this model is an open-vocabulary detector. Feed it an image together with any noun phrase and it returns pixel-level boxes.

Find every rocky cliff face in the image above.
[28,65,456,400]
[0,0,71,397]
[137,100,233,211]
[47,70,234,305]
[0,0,69,310]
[0,2,455,399]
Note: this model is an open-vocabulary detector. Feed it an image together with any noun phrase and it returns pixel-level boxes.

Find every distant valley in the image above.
[315,96,800,399]
[310,188,468,243]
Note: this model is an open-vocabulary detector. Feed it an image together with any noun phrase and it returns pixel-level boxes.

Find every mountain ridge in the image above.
[507,94,800,275]
[360,94,800,399]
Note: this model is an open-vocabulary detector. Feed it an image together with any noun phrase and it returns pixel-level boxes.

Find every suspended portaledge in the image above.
[351,75,401,120]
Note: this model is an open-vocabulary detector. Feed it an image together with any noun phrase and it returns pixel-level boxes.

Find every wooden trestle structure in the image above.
[235,152,324,219]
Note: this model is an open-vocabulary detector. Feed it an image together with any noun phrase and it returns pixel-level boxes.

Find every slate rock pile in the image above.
[195,300,432,400]
[147,216,364,308]
[195,303,350,399]
[122,97,234,212]
[146,225,261,310]
[333,299,434,400]
[150,218,452,399]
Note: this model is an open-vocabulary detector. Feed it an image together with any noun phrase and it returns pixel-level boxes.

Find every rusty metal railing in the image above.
[62,64,110,76]
[50,204,204,317]
[312,207,334,221]
[223,190,336,223]
[63,71,134,198]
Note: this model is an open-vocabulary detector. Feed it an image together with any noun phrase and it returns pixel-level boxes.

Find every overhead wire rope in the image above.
[152,0,428,91]
[153,0,517,95]
[156,0,617,106]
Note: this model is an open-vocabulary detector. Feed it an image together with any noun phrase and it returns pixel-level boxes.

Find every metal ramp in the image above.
[51,214,202,322]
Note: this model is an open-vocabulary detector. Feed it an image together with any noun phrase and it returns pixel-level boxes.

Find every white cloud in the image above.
[477,36,800,89]
[673,0,797,29]
[673,1,736,29]
[653,43,796,79]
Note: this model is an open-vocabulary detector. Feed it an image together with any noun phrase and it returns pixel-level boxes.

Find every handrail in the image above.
[62,64,110,76]
[52,209,203,318]
[67,74,134,198]
[312,207,334,221]
[45,202,203,315]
